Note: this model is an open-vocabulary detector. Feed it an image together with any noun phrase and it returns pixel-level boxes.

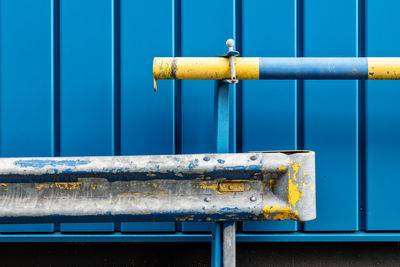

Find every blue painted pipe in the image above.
[259,58,368,79]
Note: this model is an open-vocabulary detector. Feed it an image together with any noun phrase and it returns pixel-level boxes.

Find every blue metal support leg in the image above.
[212,220,223,266]
[215,80,230,153]
[212,80,235,267]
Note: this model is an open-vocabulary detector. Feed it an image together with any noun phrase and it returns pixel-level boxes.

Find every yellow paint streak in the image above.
[278,167,287,171]
[368,58,400,79]
[36,184,45,190]
[0,183,7,191]
[153,57,259,80]
[199,181,219,191]
[90,184,103,190]
[246,185,251,191]
[269,179,275,189]
[263,205,291,214]
[287,162,304,208]
[262,205,298,221]
[273,210,299,220]
[55,182,82,190]
[153,57,174,79]
[36,182,82,191]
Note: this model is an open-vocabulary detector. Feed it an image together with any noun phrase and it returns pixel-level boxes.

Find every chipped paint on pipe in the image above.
[368,57,400,79]
[153,57,259,80]
[153,57,400,81]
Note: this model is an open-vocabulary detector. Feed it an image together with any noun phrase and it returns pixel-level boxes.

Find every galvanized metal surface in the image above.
[0,152,315,222]
[0,152,287,181]
[223,221,236,267]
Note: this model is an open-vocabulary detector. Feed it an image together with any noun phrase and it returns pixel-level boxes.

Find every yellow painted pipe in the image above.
[153,57,259,80]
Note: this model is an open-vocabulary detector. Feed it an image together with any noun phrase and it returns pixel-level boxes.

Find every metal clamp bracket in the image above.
[221,39,240,84]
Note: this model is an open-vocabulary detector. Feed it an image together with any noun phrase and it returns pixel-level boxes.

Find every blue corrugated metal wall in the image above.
[0,0,399,241]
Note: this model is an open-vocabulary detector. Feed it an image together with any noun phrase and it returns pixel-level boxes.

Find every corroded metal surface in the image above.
[0,151,315,222]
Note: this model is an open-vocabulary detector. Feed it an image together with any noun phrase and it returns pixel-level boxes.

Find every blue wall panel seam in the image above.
[357,0,366,231]
[0,0,1,155]
[111,0,121,233]
[112,0,121,157]
[295,0,304,233]
[235,0,242,154]
[52,0,61,233]
[52,0,60,157]
[173,0,182,231]
[173,0,182,155]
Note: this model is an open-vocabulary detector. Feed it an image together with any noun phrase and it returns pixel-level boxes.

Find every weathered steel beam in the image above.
[0,151,315,223]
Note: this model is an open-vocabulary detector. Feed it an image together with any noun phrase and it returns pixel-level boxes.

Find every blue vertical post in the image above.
[212,80,232,267]
[215,80,230,153]
[212,216,222,266]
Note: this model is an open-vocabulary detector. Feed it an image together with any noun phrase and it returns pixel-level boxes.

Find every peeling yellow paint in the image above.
[0,183,8,191]
[199,181,219,191]
[287,162,304,208]
[55,182,82,190]
[273,210,299,220]
[292,162,300,178]
[368,58,400,79]
[36,182,82,191]
[153,57,260,80]
[90,184,104,190]
[246,185,251,191]
[262,205,298,221]
[269,179,275,189]
[263,205,291,214]
[36,184,45,190]
[157,190,165,195]
[278,167,287,171]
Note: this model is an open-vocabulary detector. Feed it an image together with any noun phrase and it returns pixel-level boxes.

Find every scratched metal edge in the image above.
[0,232,400,242]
